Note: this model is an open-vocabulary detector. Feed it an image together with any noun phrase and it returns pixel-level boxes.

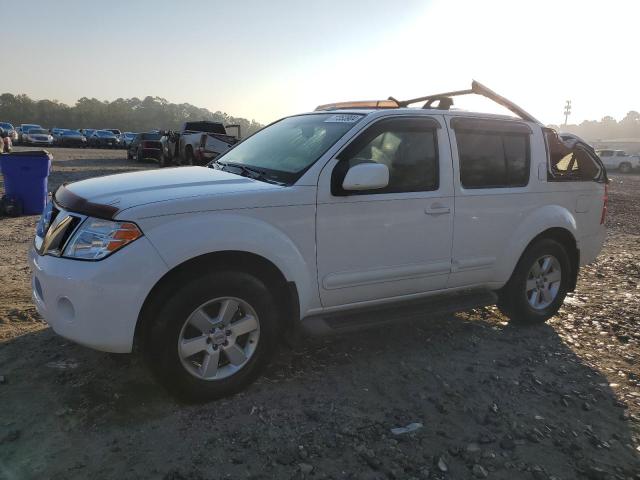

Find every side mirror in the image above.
[342,162,389,191]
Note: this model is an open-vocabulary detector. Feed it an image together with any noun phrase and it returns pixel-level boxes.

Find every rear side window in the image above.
[454,123,530,189]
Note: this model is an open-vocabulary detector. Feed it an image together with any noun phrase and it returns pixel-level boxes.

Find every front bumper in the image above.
[29,237,168,353]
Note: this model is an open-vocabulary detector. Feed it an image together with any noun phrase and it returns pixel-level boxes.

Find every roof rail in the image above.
[314,80,541,124]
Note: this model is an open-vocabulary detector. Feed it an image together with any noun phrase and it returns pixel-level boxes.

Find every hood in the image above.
[56,166,280,217]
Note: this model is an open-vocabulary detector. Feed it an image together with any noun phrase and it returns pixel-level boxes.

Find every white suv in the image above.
[30,82,607,401]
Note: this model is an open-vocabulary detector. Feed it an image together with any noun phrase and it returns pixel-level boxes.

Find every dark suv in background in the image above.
[127,131,167,164]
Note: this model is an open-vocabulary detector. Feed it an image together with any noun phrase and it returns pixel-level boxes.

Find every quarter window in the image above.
[332,117,439,195]
[551,147,602,181]
[456,131,530,188]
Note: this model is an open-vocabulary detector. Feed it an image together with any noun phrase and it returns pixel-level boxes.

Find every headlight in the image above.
[63,217,142,260]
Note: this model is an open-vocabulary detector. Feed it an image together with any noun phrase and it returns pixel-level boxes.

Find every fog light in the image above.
[57,297,75,324]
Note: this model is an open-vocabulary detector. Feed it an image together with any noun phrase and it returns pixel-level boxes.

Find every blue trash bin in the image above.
[0,150,52,215]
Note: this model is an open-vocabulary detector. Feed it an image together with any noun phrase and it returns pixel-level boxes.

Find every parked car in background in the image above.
[58,130,87,147]
[0,122,18,143]
[23,128,54,146]
[80,129,97,139]
[50,128,68,144]
[19,123,42,143]
[106,129,124,147]
[121,132,136,148]
[596,149,639,173]
[88,130,120,148]
[174,121,240,165]
[0,128,12,153]
[127,131,169,165]
[30,81,607,401]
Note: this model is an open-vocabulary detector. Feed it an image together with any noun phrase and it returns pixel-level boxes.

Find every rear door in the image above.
[446,117,535,287]
[598,150,614,169]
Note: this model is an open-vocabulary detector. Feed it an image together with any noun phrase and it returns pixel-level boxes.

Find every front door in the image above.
[316,115,454,308]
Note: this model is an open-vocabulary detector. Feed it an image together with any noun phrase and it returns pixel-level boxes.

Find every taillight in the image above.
[600,183,608,225]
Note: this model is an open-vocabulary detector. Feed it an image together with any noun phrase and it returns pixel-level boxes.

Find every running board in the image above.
[300,290,498,336]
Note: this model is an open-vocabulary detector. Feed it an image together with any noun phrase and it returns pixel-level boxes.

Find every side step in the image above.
[300,290,498,336]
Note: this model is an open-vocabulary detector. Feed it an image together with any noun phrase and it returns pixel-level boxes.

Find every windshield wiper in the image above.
[213,161,286,185]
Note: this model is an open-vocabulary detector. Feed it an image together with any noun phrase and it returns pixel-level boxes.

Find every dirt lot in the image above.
[0,148,639,480]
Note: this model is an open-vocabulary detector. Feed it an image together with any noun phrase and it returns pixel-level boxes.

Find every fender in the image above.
[493,204,577,284]
[139,210,319,316]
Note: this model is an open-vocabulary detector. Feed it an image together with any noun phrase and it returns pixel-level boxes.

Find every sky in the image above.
[3,0,639,126]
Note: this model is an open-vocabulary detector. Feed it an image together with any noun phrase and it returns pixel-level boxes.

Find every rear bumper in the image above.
[29,237,168,353]
[579,228,606,266]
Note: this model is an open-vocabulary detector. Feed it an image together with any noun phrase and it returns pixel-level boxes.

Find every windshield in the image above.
[214,113,364,183]
[64,130,81,135]
[0,123,13,130]
[30,129,48,135]
[97,130,114,137]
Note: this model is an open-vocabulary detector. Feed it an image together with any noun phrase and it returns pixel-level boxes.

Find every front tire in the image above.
[144,271,280,402]
[497,239,570,325]
[619,162,632,174]
[184,147,195,166]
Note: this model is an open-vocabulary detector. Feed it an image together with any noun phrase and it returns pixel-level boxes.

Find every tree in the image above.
[0,93,263,137]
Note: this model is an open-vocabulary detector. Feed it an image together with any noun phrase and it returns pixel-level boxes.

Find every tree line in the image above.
[2,92,638,143]
[0,93,263,137]
[548,111,640,141]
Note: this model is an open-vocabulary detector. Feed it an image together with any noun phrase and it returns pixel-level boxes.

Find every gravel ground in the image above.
[0,148,638,480]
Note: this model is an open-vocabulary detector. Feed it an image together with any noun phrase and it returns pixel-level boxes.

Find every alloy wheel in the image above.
[177,297,260,380]
[525,255,562,310]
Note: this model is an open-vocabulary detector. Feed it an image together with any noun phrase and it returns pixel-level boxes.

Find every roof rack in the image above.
[314,80,541,124]
[314,99,399,111]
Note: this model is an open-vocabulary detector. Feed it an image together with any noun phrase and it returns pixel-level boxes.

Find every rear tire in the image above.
[144,271,280,402]
[184,147,195,166]
[619,162,632,174]
[497,239,570,325]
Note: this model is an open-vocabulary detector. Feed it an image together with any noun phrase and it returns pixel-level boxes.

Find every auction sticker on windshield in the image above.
[324,114,362,123]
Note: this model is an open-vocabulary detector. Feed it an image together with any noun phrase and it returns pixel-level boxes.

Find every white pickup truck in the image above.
[30,81,607,401]
[173,121,240,166]
[596,149,639,173]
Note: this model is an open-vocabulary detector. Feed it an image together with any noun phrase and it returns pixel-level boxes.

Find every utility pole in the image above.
[563,100,572,126]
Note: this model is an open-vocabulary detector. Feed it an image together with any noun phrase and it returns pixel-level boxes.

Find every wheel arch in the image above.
[134,250,299,351]
[496,205,580,291]
[510,227,580,292]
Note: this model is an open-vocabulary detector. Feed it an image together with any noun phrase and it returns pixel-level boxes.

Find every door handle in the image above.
[424,204,451,215]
